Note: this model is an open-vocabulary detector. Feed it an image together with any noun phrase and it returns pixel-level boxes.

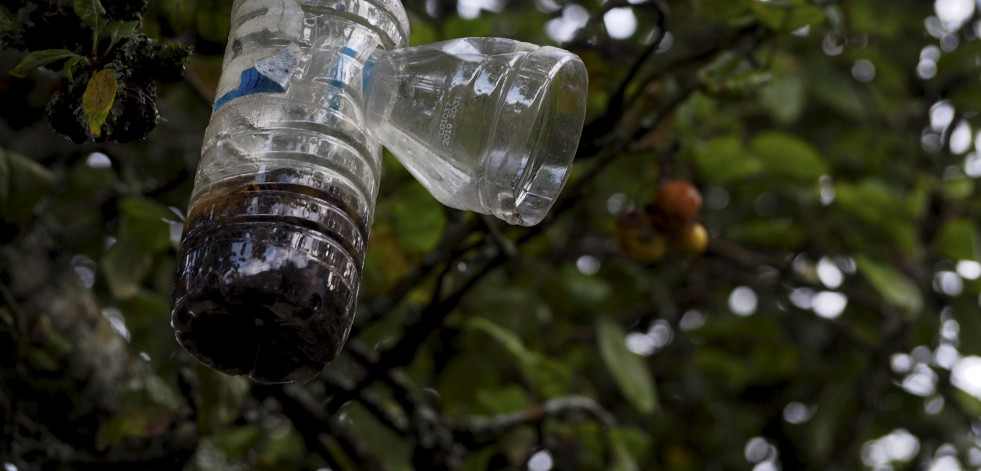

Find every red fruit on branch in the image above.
[650,181,702,232]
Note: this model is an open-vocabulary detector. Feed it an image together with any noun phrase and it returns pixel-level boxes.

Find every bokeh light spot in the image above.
[86,152,112,168]
[952,356,981,398]
[852,59,876,82]
[935,344,960,369]
[861,429,920,467]
[576,255,600,275]
[744,437,769,463]
[891,353,913,374]
[812,291,847,319]
[782,401,815,424]
[956,260,981,279]
[931,101,955,131]
[679,309,705,331]
[936,0,975,27]
[625,332,655,356]
[903,364,938,396]
[604,7,637,40]
[934,271,963,296]
[789,287,815,310]
[545,4,589,42]
[925,395,945,415]
[950,121,973,154]
[817,257,843,288]
[606,192,629,215]
[729,286,758,316]
[528,449,554,471]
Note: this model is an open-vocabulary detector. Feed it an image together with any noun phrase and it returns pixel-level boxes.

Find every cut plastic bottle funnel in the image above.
[364,38,588,226]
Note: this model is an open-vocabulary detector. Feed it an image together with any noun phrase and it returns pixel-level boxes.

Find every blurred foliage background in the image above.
[3,0,981,470]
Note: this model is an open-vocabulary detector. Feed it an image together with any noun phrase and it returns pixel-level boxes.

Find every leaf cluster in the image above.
[4,0,190,143]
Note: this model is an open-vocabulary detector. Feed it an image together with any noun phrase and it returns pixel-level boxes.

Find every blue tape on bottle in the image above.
[363,54,376,96]
[213,67,288,112]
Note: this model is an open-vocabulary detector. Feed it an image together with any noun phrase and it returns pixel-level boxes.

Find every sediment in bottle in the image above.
[171,167,367,383]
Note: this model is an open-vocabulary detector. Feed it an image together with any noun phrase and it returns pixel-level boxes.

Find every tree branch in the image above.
[451,395,616,438]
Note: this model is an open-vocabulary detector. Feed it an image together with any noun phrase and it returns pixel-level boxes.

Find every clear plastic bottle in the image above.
[171,0,409,383]
[363,38,587,226]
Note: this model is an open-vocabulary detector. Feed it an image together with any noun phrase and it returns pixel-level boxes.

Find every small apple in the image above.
[670,222,709,255]
[650,181,702,232]
[616,209,667,263]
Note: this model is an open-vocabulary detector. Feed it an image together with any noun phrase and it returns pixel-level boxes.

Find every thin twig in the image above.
[451,395,616,436]
[608,2,667,112]
[0,280,28,336]
[354,217,480,331]
[183,62,216,106]
[579,2,668,155]
[562,0,656,49]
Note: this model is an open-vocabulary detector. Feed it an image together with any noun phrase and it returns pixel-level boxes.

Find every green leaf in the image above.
[118,196,176,252]
[951,87,981,113]
[759,75,805,124]
[934,41,981,89]
[558,266,611,305]
[751,0,826,31]
[609,426,651,471]
[443,16,493,40]
[955,389,981,417]
[345,404,412,471]
[63,55,84,82]
[58,156,117,201]
[105,20,139,44]
[194,372,251,434]
[25,347,61,371]
[953,298,981,357]
[692,136,762,184]
[82,69,118,137]
[834,179,918,254]
[10,49,82,78]
[96,405,174,448]
[461,446,499,471]
[389,182,446,253]
[436,353,502,414]
[750,131,828,182]
[727,219,807,250]
[468,317,536,366]
[934,218,978,262]
[808,381,853,456]
[0,149,54,225]
[596,317,657,414]
[694,0,751,20]
[808,62,868,120]
[475,386,531,414]
[73,0,106,27]
[855,255,922,317]
[408,19,437,46]
[211,425,262,458]
[0,6,19,34]
[693,346,750,391]
[835,179,912,224]
[101,238,153,300]
[466,317,571,398]
[943,176,975,200]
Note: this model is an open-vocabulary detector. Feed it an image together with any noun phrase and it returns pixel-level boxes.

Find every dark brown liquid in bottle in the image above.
[171,168,367,383]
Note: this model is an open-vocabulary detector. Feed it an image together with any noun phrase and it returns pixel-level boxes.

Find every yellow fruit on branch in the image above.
[616,209,668,263]
[670,222,709,255]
